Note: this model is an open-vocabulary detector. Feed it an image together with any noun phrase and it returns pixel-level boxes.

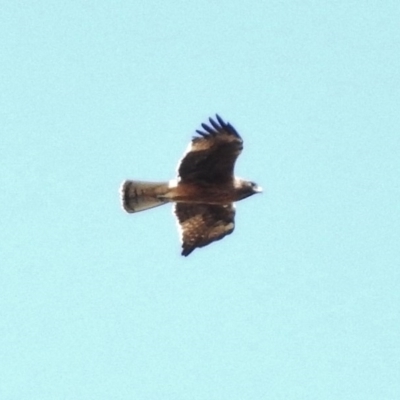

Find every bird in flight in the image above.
[120,115,262,256]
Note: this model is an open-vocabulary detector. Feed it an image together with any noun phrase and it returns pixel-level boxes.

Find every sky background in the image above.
[1,1,400,399]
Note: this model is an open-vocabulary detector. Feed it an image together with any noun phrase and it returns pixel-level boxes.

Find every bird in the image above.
[120,114,262,256]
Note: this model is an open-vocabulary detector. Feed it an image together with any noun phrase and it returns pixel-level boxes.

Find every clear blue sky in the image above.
[1,1,399,399]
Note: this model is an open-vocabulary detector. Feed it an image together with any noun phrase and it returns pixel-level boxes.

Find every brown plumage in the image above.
[120,115,262,256]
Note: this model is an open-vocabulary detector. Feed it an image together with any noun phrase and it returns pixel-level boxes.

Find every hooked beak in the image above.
[253,185,263,193]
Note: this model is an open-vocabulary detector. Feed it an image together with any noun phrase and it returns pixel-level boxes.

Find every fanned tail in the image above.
[120,180,170,213]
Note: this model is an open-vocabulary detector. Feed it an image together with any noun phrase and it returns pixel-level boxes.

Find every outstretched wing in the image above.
[174,203,235,256]
[178,115,243,184]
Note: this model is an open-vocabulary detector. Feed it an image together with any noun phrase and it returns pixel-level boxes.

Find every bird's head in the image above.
[234,179,263,200]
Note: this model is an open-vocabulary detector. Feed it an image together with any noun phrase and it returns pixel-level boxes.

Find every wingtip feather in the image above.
[201,123,216,136]
[195,130,207,137]
[181,247,194,257]
[215,114,225,126]
[209,117,221,131]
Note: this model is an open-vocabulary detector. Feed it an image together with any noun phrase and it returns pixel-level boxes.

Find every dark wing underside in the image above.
[178,115,243,184]
[174,203,235,256]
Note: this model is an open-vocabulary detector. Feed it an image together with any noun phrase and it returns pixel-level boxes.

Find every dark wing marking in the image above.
[174,203,235,256]
[178,115,243,184]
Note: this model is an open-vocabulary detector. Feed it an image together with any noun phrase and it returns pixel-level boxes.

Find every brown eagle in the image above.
[120,115,262,256]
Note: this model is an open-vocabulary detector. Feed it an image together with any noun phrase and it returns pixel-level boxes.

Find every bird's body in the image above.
[120,115,261,256]
[167,179,253,204]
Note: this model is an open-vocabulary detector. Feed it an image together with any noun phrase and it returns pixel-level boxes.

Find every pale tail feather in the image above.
[120,180,170,213]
